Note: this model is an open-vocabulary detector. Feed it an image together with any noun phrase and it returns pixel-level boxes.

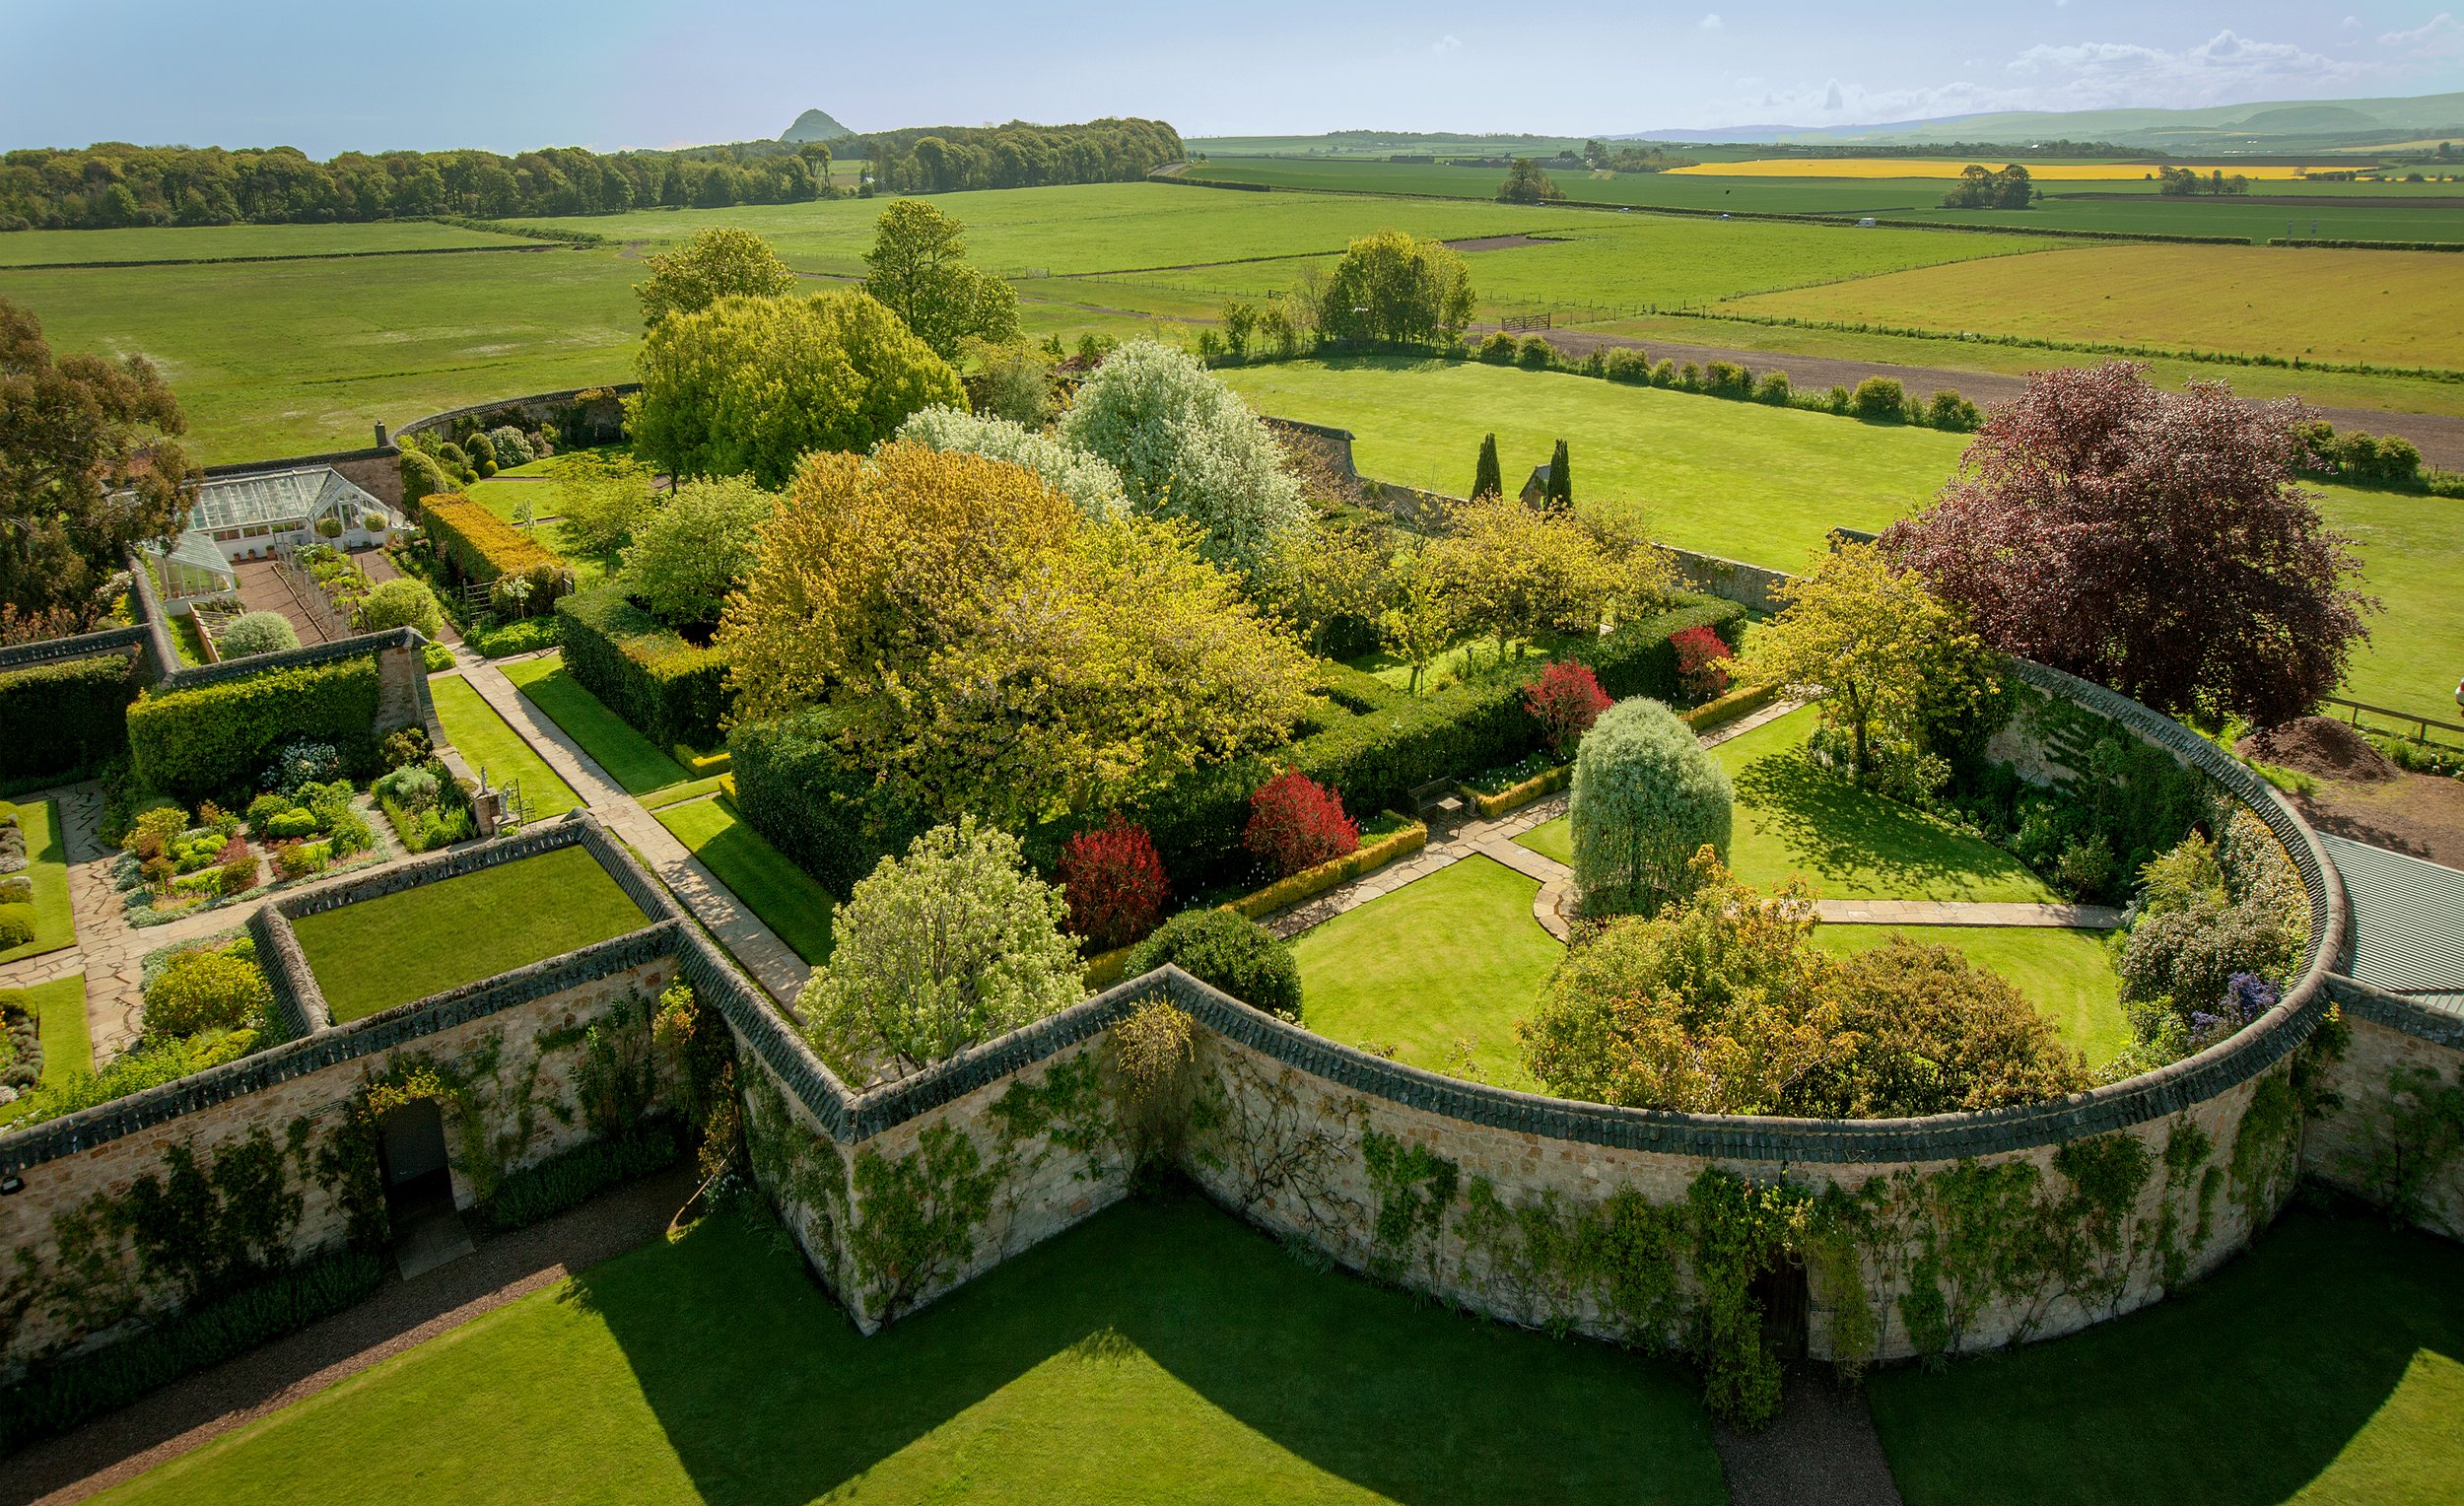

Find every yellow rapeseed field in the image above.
[1668,159,2337,180]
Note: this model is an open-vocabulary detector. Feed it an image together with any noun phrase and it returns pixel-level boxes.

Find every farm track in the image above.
[1498,323,2464,468]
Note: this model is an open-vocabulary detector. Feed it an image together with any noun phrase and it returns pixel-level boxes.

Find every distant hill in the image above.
[782,108,853,144]
[1623,91,2464,152]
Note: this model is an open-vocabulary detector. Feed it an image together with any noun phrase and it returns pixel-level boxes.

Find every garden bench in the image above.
[1408,778,1466,821]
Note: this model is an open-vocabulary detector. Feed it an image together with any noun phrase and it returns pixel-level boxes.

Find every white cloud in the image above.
[1824,80,1845,110]
[1432,33,1463,53]
[2380,13,2457,46]
[2344,15,2361,28]
[1698,13,1722,31]
[2002,30,2361,107]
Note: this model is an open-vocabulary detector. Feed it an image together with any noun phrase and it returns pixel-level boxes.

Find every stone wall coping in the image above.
[152,626,426,695]
[2328,973,2464,1051]
[395,383,639,443]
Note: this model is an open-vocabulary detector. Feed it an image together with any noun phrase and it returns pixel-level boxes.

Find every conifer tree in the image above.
[1472,432,1502,500]
[1545,439,1572,510]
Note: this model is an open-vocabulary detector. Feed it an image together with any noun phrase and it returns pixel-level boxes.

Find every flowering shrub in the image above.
[1244,769,1358,879]
[1524,659,1612,758]
[1057,819,1170,950]
[1671,625,1733,703]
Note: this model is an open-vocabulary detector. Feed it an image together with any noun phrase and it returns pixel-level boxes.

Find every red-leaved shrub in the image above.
[1057,819,1170,951]
[1524,659,1613,757]
[1671,625,1733,702]
[1245,769,1359,879]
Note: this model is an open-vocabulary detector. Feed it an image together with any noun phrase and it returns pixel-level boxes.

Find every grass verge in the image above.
[427,674,585,818]
[291,847,648,1022]
[652,796,836,964]
[96,1196,1725,1506]
[0,799,77,966]
[499,652,689,795]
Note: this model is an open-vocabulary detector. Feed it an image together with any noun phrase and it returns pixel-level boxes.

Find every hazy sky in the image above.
[5,1,2462,155]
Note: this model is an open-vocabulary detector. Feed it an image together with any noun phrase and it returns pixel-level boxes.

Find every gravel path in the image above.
[1713,1363,1905,1506]
[5,1164,699,1506]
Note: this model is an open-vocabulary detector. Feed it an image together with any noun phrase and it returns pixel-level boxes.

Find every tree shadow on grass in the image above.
[577,1193,1725,1506]
[1731,752,2032,900]
[1868,1207,2464,1506]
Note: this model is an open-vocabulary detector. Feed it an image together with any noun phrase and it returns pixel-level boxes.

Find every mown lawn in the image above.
[292,847,648,1023]
[1809,923,2129,1063]
[0,974,92,1126]
[1871,1208,2464,1506]
[428,674,585,818]
[0,798,76,966]
[1292,856,1561,1089]
[499,653,688,796]
[97,1196,1725,1506]
[653,796,836,964]
[1223,358,2463,729]
[1518,706,2054,904]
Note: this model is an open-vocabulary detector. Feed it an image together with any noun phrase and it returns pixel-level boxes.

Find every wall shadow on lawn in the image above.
[1731,750,2037,899]
[577,1190,1726,1506]
[1867,1205,2464,1506]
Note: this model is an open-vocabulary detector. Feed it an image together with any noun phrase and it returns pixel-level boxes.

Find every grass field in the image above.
[652,795,836,964]
[0,220,533,266]
[0,799,75,967]
[1175,159,2464,243]
[1291,856,1560,1088]
[1810,923,2129,1062]
[1668,158,2341,179]
[428,674,587,818]
[499,653,688,796]
[1871,1208,2464,1506]
[1723,242,2464,368]
[96,1197,1725,1506]
[1220,359,2463,726]
[291,846,648,1023]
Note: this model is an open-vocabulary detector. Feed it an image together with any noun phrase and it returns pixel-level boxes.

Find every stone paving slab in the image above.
[1814,899,2126,928]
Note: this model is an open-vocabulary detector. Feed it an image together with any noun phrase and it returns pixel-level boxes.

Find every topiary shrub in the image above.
[399,446,452,510]
[353,578,444,640]
[0,905,33,948]
[487,426,537,467]
[1525,659,1611,758]
[1128,908,1301,1020]
[1057,819,1169,951]
[143,945,273,1038]
[463,432,498,469]
[215,612,300,659]
[1569,697,1733,918]
[1244,769,1358,879]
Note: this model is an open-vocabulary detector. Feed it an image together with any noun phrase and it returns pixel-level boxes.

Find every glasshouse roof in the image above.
[186,466,385,531]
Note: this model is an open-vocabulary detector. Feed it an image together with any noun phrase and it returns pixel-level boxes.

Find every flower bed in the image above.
[115,787,392,927]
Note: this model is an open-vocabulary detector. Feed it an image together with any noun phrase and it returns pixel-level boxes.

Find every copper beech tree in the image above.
[1884,362,2372,727]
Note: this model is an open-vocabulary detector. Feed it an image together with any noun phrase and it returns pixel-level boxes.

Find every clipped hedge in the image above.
[727,708,927,899]
[0,1248,386,1455]
[1228,814,1426,920]
[419,493,566,613]
[127,653,383,800]
[0,650,138,784]
[1060,594,1745,889]
[556,586,729,749]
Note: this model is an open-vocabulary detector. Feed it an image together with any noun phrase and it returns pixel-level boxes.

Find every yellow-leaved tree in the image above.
[719,443,1314,828]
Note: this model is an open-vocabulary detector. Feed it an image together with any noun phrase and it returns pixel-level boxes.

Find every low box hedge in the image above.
[1681,681,1780,732]
[1226,813,1426,921]
[556,586,729,750]
[1464,762,1572,819]
[0,650,138,784]
[127,653,382,800]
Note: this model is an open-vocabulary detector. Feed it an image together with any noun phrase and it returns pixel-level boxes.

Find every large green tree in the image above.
[860,200,1021,358]
[719,443,1313,827]
[628,291,963,487]
[634,227,798,327]
[0,300,195,628]
[1317,229,1476,347]
[621,475,778,630]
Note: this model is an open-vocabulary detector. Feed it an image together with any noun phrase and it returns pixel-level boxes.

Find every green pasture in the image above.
[0,220,532,266]
[652,795,837,965]
[291,846,648,1023]
[1220,359,2463,726]
[1176,157,2464,243]
[1872,1209,2464,1506]
[1291,856,1560,1089]
[96,1198,1724,1506]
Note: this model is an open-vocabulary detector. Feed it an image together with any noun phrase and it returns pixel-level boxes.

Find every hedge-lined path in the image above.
[5,1163,699,1506]
[444,647,811,1005]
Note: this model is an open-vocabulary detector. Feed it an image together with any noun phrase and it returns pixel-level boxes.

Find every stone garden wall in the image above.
[2302,979,2464,1242]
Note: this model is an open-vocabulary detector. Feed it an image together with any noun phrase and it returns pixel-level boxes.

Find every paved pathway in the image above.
[445,648,811,1006]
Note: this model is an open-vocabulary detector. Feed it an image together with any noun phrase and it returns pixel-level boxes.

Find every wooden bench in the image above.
[1408,778,1466,822]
